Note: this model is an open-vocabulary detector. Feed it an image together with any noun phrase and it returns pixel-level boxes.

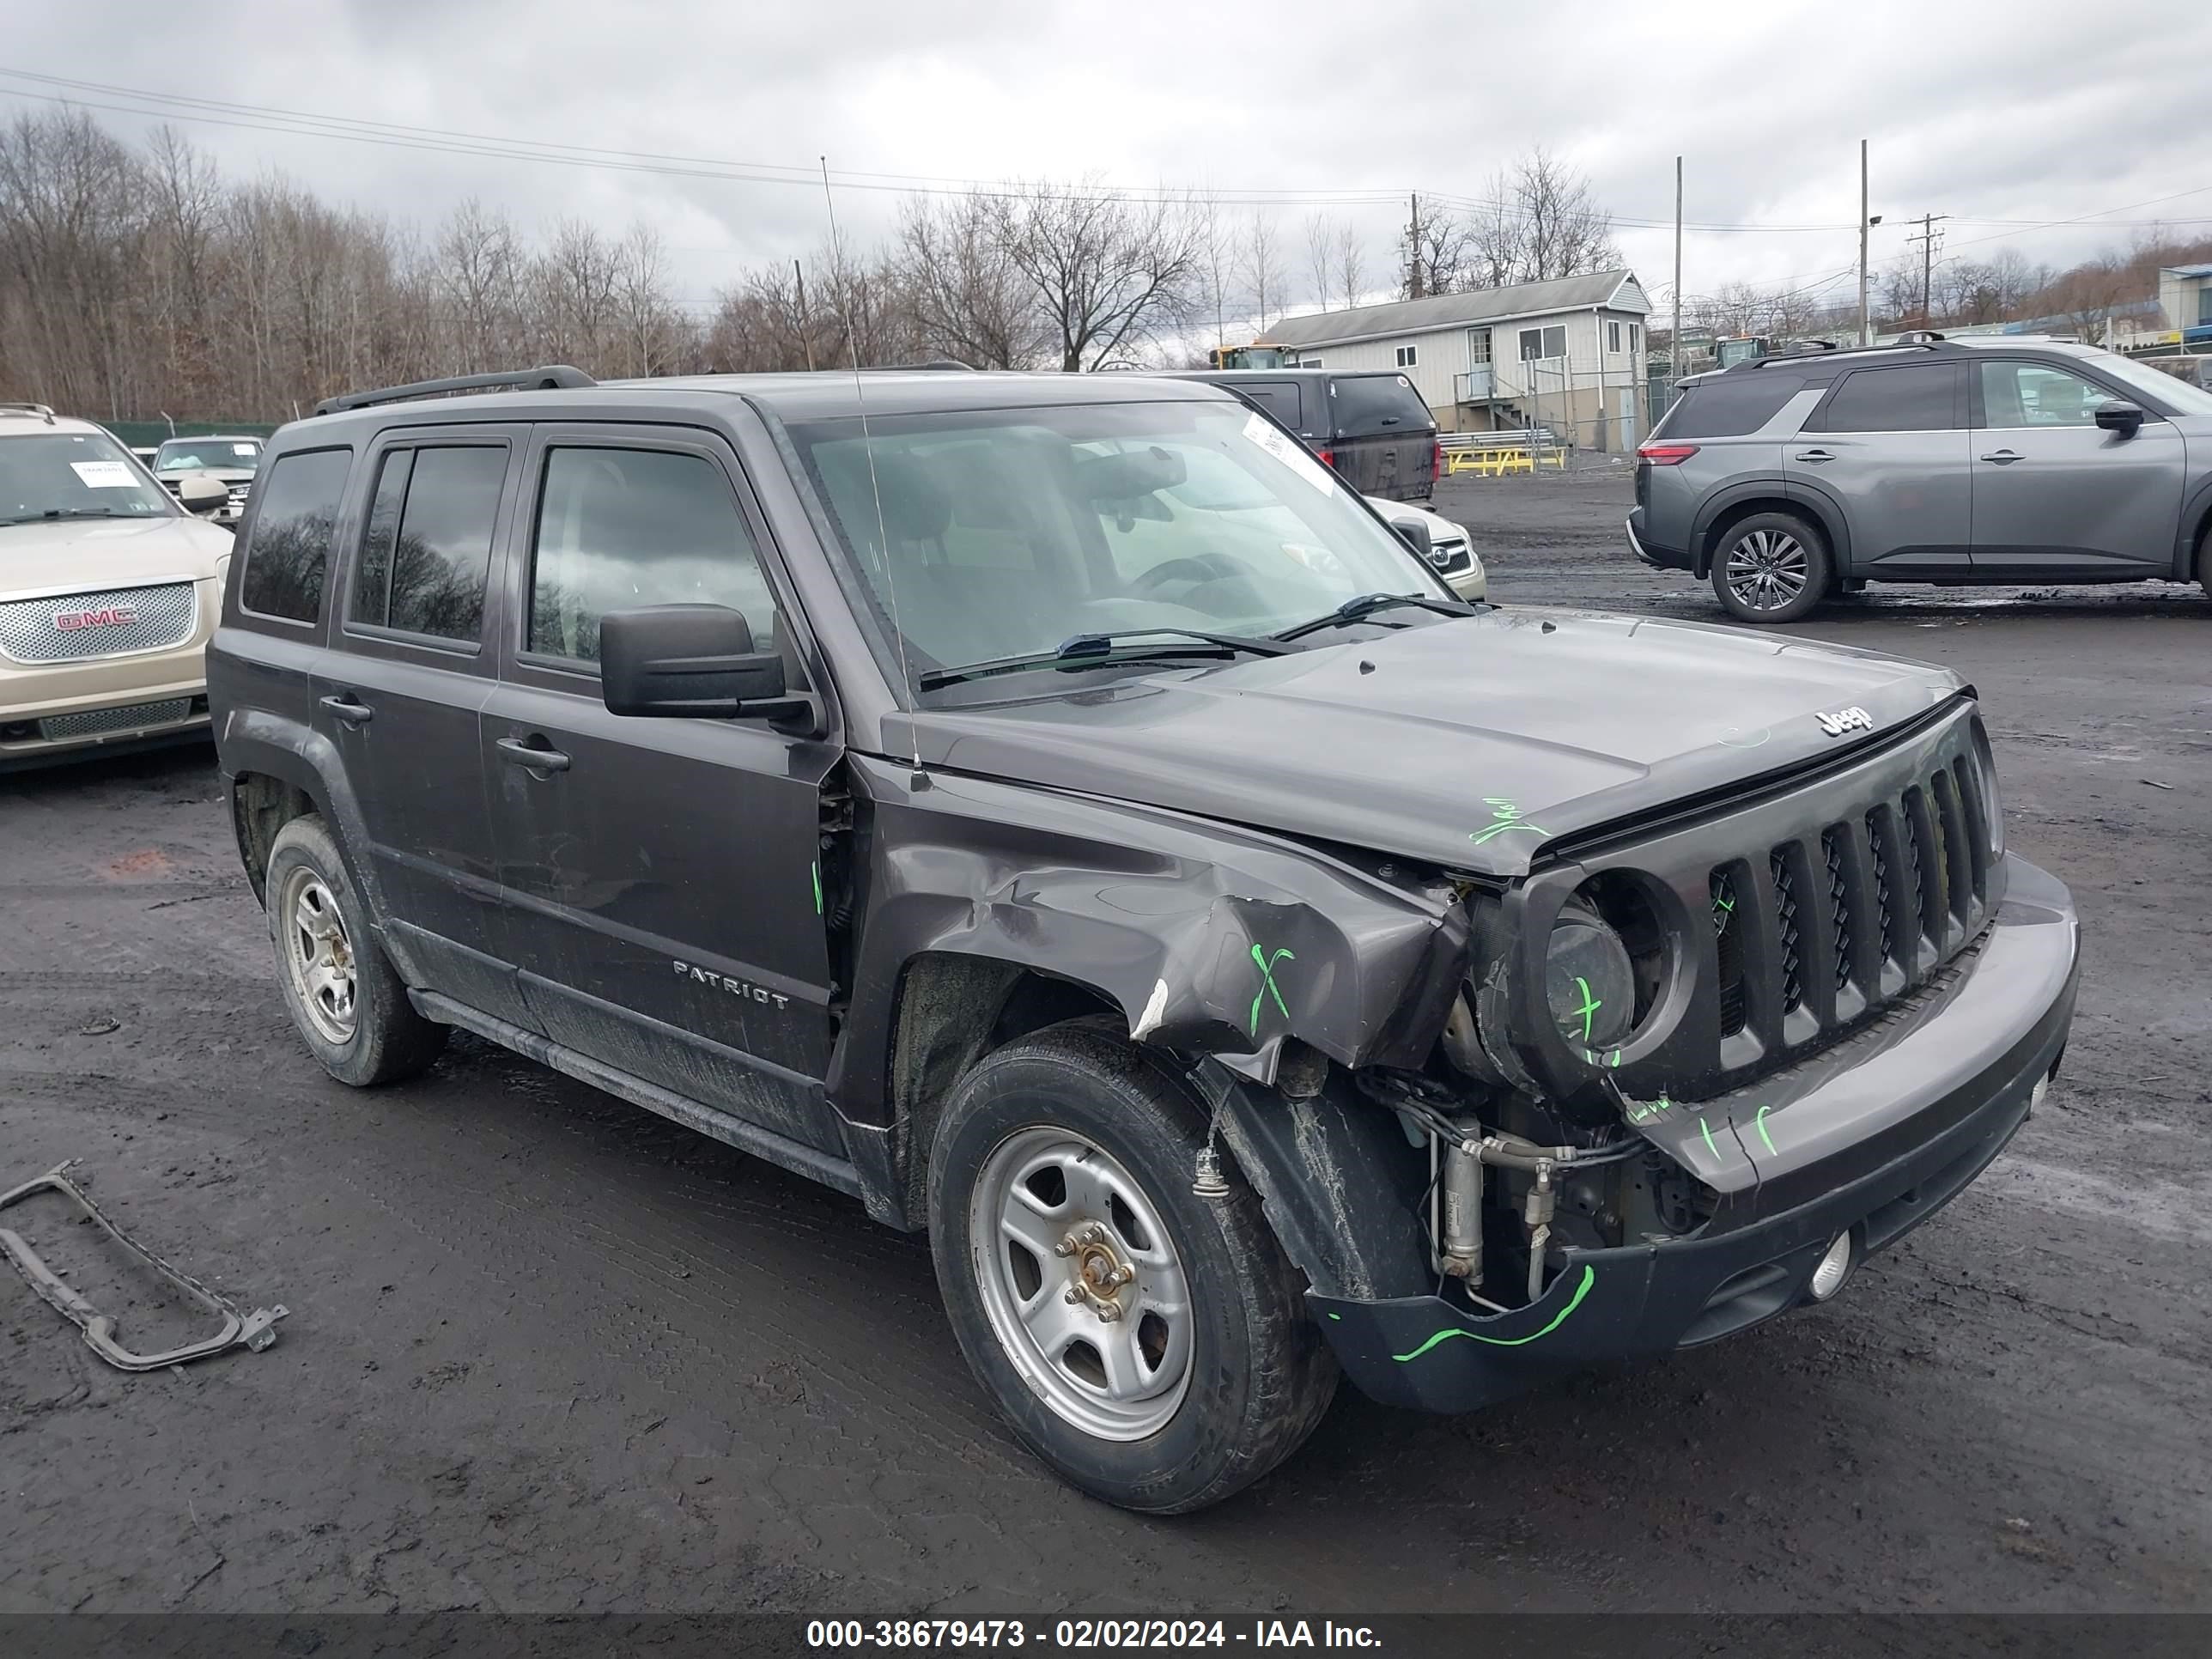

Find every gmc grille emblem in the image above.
[1815,705,1874,737]
[54,606,137,631]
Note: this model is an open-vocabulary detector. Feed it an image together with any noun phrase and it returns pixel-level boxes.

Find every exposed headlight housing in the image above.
[1545,899,1638,1054]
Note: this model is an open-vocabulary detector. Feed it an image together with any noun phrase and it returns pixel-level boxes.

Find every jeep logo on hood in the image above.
[1815,705,1875,737]
[54,606,137,631]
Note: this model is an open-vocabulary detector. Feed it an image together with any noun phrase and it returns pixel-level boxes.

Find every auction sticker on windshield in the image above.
[70,461,137,488]
[1242,411,1334,497]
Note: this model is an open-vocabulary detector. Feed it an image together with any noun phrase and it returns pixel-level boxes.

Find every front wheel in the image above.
[2195,523,2211,599]
[1711,512,1832,623]
[927,1022,1337,1513]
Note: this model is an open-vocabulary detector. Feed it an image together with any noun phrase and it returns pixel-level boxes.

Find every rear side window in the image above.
[1328,374,1431,438]
[1656,373,1808,440]
[1808,363,1964,433]
[350,446,505,642]
[238,447,350,623]
[1237,380,1305,430]
[528,447,775,665]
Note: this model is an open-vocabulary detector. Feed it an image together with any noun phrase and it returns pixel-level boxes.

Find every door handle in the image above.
[496,736,570,774]
[1979,449,2024,464]
[1793,449,1835,464]
[319,694,374,726]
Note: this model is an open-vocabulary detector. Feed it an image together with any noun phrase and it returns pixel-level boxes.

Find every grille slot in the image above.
[1770,848,1804,1012]
[0,582,197,663]
[1902,786,1946,945]
[39,698,194,740]
[1823,829,1853,993]
[1711,869,1746,1036]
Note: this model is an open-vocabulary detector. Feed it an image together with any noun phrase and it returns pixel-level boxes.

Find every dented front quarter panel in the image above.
[832,752,1471,1118]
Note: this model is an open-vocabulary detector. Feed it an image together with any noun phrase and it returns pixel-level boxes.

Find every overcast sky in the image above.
[9,0,2209,319]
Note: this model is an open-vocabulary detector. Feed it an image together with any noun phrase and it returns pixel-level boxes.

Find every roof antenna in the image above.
[820,155,925,786]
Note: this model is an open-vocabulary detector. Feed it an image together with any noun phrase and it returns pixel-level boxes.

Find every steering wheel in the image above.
[1128,552,1250,593]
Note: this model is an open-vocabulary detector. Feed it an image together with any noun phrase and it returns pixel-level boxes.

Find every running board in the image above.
[410,991,865,1200]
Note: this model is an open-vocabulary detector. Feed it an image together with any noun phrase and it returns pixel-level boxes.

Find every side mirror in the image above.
[599,604,794,719]
[176,472,228,514]
[1392,515,1433,559]
[2094,402,2146,435]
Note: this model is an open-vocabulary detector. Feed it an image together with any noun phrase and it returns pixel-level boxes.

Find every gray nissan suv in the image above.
[1627,334,2212,622]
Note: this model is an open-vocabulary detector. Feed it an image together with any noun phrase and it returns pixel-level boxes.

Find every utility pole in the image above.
[1856,140,1870,348]
[1671,156,1683,398]
[1408,193,1423,300]
[1906,213,1950,326]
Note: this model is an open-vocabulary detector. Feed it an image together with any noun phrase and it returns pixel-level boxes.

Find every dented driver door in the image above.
[480,423,843,1154]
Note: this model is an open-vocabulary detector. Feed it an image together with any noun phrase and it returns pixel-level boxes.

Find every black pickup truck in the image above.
[209,363,2079,1513]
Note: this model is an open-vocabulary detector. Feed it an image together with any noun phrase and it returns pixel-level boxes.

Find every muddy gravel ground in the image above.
[3,467,2207,1617]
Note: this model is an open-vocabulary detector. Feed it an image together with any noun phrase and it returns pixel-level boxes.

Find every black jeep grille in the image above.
[1823,830,1853,994]
[1770,848,1804,1012]
[1711,869,1746,1036]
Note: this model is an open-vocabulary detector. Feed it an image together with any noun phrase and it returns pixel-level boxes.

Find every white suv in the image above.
[0,404,236,769]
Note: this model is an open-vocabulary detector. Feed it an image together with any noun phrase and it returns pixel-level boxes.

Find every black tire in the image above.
[1710,510,1832,623]
[2196,523,2212,599]
[927,1021,1337,1513]
[264,814,447,1087]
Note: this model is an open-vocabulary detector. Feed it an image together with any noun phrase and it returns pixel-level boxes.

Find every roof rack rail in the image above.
[0,401,57,423]
[1891,329,1947,345]
[313,364,594,417]
[1741,340,1844,368]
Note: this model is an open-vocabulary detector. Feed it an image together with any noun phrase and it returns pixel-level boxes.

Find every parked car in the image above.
[1172,367,1439,501]
[1628,334,2212,622]
[153,434,264,525]
[0,403,234,769]
[210,363,2076,1513]
[1366,493,1484,599]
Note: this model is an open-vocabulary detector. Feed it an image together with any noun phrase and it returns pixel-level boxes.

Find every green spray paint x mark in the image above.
[1469,798,1549,846]
[1391,1265,1597,1362]
[1565,975,1602,1043]
[1249,945,1295,1037]
[811,862,823,916]
[1754,1103,1777,1155]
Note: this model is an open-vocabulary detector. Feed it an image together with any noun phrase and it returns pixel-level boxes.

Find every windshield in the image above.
[155,437,262,471]
[0,432,177,529]
[2090,351,2212,417]
[788,399,1451,696]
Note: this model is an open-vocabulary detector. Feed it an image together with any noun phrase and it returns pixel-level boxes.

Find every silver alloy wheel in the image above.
[1724,528,1810,611]
[279,866,357,1044]
[969,1126,1194,1441]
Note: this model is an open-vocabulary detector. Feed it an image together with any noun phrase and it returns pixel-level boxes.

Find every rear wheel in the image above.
[1711,511,1832,623]
[927,1021,1337,1513]
[2196,523,2212,599]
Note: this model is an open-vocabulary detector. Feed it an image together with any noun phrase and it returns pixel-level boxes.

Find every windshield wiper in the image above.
[918,627,1290,692]
[1270,591,1477,642]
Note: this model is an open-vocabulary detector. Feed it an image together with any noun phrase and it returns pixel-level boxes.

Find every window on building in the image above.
[1518,325,1567,362]
[1607,320,1623,354]
[1467,329,1492,365]
[1631,322,1642,355]
[529,447,775,665]
[350,446,505,642]
[1395,344,1418,368]
[238,447,351,623]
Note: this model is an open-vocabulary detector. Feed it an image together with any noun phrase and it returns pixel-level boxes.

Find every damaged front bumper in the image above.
[1310,854,2079,1413]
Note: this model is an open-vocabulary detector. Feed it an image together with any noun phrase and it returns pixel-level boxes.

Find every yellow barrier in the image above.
[1443,446,1566,477]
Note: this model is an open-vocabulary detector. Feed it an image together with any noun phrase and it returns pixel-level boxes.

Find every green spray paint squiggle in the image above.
[1754,1103,1777,1155]
[1390,1265,1598,1362]
[1469,798,1549,847]
[1249,945,1295,1037]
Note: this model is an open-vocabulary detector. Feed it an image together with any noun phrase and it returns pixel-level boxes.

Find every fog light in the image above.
[1808,1232,1854,1301]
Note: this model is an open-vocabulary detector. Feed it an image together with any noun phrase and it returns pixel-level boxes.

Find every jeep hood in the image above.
[902,608,1965,877]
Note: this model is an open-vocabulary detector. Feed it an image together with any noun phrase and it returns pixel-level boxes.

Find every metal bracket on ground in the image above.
[0,1161,289,1371]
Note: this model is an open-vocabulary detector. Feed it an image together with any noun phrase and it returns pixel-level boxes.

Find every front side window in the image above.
[1518,325,1567,362]
[350,446,505,642]
[1809,363,1962,433]
[238,448,351,623]
[1977,361,2111,428]
[789,400,1448,699]
[529,447,775,665]
[0,431,175,536]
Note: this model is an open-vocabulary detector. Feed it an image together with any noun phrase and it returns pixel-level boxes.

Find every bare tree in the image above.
[993,180,1200,372]
[1334,220,1367,311]
[1304,214,1334,311]
[896,191,1042,368]
[1241,211,1285,332]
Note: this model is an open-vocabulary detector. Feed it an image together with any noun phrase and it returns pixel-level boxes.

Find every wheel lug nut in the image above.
[1096,1303,1122,1322]
[1063,1285,1085,1304]
[1082,1224,1105,1244]
[1054,1239,1074,1256]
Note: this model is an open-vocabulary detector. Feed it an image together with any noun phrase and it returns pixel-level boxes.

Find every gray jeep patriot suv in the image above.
[1630,333,2212,622]
[210,363,2080,1512]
